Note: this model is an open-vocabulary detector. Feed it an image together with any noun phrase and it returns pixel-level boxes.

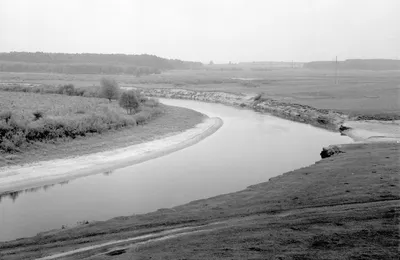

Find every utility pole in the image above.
[335,56,338,85]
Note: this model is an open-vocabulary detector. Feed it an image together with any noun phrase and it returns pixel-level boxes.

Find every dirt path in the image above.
[36,223,226,260]
[35,199,399,260]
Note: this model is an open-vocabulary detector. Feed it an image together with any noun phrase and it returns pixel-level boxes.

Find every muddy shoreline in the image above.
[139,88,400,143]
[138,88,348,131]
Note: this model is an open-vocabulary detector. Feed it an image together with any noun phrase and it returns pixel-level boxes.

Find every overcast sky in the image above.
[0,0,399,63]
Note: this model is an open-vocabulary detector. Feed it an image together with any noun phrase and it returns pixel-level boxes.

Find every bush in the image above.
[317,116,330,125]
[0,139,19,153]
[58,84,76,96]
[133,107,162,125]
[254,93,262,101]
[143,98,159,108]
[119,91,140,114]
[100,78,119,102]
[0,111,12,123]
[33,111,44,121]
[75,110,86,114]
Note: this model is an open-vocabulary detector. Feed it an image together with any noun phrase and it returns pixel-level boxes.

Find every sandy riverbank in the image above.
[0,117,223,194]
[341,120,400,142]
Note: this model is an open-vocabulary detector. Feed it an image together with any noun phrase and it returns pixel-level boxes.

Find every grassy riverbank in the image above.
[0,142,398,259]
[0,91,205,167]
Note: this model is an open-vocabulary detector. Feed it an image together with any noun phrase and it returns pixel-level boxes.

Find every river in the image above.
[0,99,352,241]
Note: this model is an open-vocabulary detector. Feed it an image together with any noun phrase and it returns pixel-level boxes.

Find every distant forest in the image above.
[0,52,203,76]
[304,59,400,71]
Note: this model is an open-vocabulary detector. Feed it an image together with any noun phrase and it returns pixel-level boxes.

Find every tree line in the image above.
[0,62,163,76]
[0,52,203,69]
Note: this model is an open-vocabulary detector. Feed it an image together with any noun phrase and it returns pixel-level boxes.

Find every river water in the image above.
[0,99,352,241]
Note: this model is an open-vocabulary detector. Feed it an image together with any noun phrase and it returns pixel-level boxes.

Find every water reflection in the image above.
[0,181,69,203]
[103,170,114,176]
[0,170,115,203]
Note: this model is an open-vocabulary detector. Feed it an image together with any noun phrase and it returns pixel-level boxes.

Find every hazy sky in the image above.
[0,0,399,63]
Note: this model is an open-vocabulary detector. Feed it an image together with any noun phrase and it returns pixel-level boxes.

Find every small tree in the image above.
[100,78,119,102]
[119,91,140,114]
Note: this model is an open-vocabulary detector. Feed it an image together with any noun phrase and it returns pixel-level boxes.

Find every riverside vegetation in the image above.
[0,78,162,164]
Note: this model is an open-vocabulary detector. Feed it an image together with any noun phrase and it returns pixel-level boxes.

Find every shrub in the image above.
[133,107,162,125]
[75,88,86,96]
[75,110,86,114]
[254,93,262,101]
[0,139,19,153]
[100,78,119,102]
[82,88,100,98]
[133,113,147,125]
[58,84,76,96]
[0,111,12,123]
[33,111,44,120]
[119,91,140,114]
[143,98,159,107]
[317,116,330,125]
[138,94,148,103]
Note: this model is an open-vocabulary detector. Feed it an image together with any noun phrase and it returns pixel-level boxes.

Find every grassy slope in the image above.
[0,143,398,259]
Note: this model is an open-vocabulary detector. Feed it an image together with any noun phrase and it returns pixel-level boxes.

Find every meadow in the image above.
[1,67,399,118]
[0,91,161,155]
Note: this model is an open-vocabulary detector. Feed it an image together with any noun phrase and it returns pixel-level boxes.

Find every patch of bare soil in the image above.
[0,142,398,259]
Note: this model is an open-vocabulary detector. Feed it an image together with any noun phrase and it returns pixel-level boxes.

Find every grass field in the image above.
[0,91,170,165]
[1,68,399,116]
